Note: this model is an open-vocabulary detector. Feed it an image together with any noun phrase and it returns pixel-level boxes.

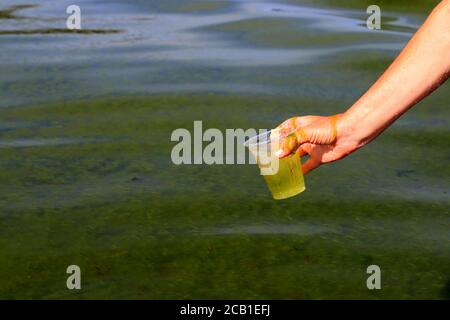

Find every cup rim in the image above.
[243,129,276,148]
[243,127,297,148]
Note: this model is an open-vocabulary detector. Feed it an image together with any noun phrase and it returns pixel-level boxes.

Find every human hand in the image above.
[274,114,362,175]
[273,1,450,176]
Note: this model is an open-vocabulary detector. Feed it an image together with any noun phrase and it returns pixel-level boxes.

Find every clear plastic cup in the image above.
[244,129,305,200]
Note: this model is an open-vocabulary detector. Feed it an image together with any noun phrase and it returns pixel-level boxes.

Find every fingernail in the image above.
[275,149,284,158]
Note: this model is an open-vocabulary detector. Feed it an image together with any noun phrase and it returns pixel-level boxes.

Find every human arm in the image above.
[276,0,450,174]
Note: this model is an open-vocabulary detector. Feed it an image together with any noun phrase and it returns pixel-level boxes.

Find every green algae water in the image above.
[263,153,305,200]
[0,0,449,299]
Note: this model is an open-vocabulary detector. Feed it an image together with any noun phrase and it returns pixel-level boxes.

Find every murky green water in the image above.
[0,0,448,299]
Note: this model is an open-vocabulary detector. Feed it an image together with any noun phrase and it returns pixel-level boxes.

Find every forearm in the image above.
[341,0,450,147]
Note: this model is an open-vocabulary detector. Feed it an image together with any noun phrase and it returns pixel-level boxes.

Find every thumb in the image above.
[275,126,312,158]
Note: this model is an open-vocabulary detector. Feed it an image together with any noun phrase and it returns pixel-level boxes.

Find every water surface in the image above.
[0,0,448,299]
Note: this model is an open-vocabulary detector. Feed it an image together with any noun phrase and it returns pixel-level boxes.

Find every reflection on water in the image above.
[0,29,122,35]
[0,0,449,299]
[0,4,38,19]
[0,0,422,107]
[195,223,330,236]
[0,137,94,147]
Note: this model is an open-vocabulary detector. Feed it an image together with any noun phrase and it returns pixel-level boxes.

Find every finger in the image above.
[293,115,323,128]
[294,126,311,145]
[296,118,336,146]
[275,126,313,158]
[301,157,321,175]
[277,116,321,131]
[274,117,320,158]
[276,117,296,131]
[297,146,308,157]
[297,143,312,157]
[274,133,298,158]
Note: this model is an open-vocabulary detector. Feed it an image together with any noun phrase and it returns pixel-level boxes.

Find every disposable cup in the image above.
[244,129,305,200]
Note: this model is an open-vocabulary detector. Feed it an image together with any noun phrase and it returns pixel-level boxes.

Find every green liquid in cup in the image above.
[262,152,305,200]
[249,136,305,200]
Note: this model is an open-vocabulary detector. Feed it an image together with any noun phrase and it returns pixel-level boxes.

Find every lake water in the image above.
[0,0,448,299]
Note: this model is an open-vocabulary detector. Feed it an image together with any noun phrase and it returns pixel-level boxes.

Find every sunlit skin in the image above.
[276,0,450,175]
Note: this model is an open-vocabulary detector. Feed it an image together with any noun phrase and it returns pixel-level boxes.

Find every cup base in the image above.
[272,185,306,200]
